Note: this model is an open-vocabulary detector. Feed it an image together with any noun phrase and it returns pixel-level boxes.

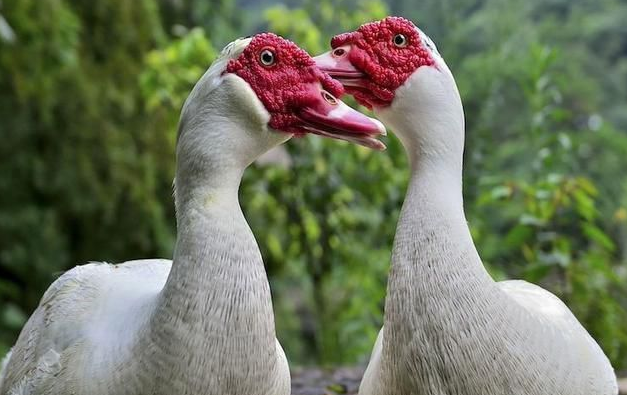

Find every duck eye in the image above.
[332,48,346,57]
[393,34,408,47]
[259,49,276,66]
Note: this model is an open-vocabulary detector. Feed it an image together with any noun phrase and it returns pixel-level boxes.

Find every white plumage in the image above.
[0,38,292,395]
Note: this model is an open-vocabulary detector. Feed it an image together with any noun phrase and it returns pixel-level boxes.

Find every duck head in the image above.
[314,17,464,157]
[178,33,386,173]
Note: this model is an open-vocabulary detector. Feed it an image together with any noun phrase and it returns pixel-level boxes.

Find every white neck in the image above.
[159,160,274,335]
[150,162,277,355]
[376,65,497,344]
[137,74,288,389]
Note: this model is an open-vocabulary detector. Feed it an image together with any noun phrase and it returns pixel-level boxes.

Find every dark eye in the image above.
[332,48,346,57]
[393,34,408,47]
[259,49,276,66]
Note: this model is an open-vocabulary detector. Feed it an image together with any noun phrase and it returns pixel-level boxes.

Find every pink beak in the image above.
[314,46,365,83]
[296,82,386,150]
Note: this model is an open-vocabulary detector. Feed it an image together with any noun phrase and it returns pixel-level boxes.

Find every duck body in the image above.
[316,17,617,395]
[361,69,617,395]
[1,256,288,395]
[1,260,172,395]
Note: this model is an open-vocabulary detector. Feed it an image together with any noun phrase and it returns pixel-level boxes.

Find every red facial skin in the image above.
[225,33,344,135]
[330,17,436,109]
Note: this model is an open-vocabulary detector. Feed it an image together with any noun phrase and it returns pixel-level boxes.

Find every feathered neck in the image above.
[376,66,497,343]
[138,84,284,391]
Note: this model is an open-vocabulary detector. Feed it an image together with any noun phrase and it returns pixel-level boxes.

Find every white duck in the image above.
[316,16,618,395]
[0,33,385,395]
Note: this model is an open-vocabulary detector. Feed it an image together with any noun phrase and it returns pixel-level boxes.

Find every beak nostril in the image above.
[332,48,346,57]
[321,90,338,105]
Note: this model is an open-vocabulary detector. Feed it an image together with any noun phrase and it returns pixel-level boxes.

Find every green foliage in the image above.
[0,0,625,370]
[0,0,173,349]
[141,28,216,111]
[461,16,627,364]
[265,0,388,54]
[475,174,627,362]
[241,136,406,364]
[261,0,399,365]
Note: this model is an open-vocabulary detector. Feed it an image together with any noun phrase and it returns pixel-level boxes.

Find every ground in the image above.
[291,367,364,395]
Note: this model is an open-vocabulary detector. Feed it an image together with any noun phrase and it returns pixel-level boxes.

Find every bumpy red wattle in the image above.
[225,33,344,134]
[331,16,435,109]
